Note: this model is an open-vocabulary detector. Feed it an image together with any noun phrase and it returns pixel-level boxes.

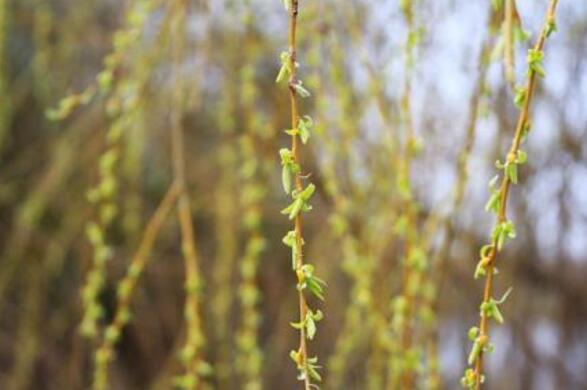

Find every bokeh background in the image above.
[0,0,586,389]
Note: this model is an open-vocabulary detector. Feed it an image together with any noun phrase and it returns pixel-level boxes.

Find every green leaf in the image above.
[516,149,527,164]
[506,162,518,184]
[527,49,546,77]
[467,338,482,365]
[281,198,303,220]
[276,51,291,83]
[282,231,296,247]
[299,183,316,201]
[293,81,311,98]
[307,278,325,300]
[461,368,477,389]
[279,148,293,164]
[468,327,479,341]
[290,320,304,330]
[474,257,490,279]
[492,304,504,323]
[298,115,313,144]
[514,86,526,108]
[290,349,302,367]
[479,244,494,259]
[484,190,501,214]
[492,221,516,251]
[279,148,300,194]
[306,357,322,381]
[282,166,292,194]
[299,265,326,301]
[306,315,316,340]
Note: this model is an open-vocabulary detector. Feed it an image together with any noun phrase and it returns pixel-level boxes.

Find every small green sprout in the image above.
[527,49,545,77]
[285,115,313,145]
[276,51,294,83]
[474,244,494,279]
[281,183,315,220]
[283,230,302,270]
[514,86,526,108]
[467,334,490,365]
[491,220,516,250]
[484,175,501,214]
[296,264,326,301]
[496,149,526,185]
[290,309,323,340]
[279,148,301,194]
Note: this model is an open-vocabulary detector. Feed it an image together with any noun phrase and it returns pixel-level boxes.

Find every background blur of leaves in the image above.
[0,0,586,389]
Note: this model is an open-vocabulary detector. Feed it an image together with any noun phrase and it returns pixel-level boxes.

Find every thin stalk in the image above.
[463,1,560,388]
[92,183,180,390]
[289,3,311,389]
[278,0,324,387]
[169,0,208,387]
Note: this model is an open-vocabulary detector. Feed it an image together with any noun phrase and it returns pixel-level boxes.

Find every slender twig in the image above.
[462,1,560,388]
[278,1,324,388]
[289,3,311,389]
[92,183,180,390]
[169,1,208,387]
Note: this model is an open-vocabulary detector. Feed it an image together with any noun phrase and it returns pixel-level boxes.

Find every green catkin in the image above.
[234,21,269,388]
[79,0,157,339]
[235,127,266,390]
[169,1,210,388]
[461,1,560,388]
[79,101,122,338]
[277,1,324,388]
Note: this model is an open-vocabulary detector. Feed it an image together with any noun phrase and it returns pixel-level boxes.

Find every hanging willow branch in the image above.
[462,1,560,388]
[278,1,324,388]
[93,183,179,390]
[169,1,209,388]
